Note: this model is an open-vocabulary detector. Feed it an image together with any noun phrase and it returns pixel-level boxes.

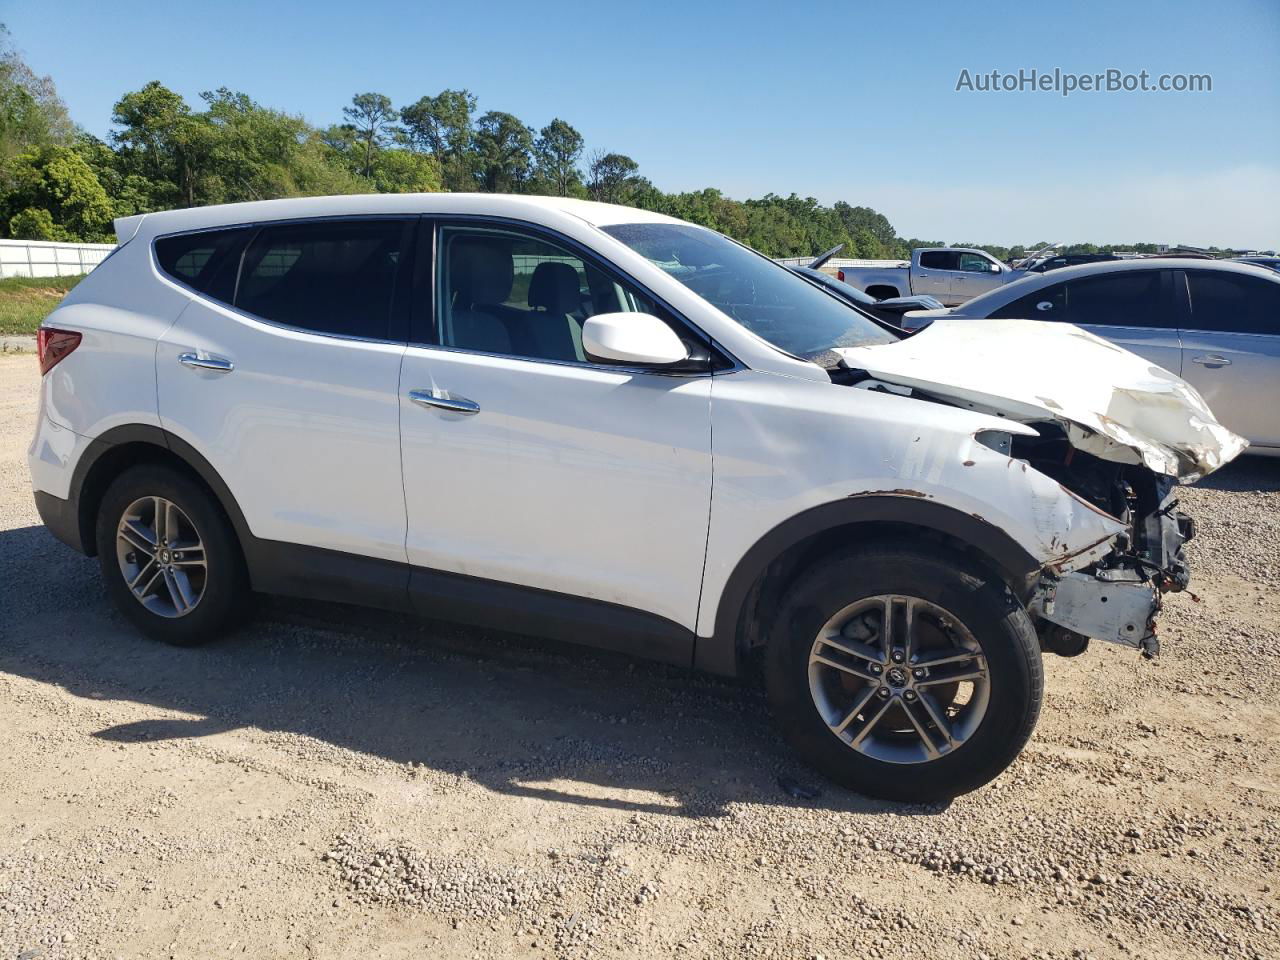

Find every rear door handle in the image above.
[178,352,234,373]
[408,389,480,415]
[1191,355,1231,366]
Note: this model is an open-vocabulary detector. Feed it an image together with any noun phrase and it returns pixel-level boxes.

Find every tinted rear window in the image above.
[1064,270,1170,328]
[154,228,250,303]
[919,251,957,270]
[1185,270,1280,335]
[236,220,407,339]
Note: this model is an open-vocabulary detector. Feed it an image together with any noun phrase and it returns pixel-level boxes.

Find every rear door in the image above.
[914,250,955,302]
[155,217,413,564]
[1179,268,1280,449]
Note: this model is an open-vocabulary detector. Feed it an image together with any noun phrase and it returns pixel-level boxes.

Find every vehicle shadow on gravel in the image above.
[1189,454,1280,491]
[0,523,940,821]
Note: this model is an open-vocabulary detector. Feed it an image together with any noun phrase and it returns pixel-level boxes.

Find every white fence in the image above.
[0,239,116,279]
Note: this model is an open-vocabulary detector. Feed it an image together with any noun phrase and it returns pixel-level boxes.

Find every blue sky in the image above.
[7,0,1279,247]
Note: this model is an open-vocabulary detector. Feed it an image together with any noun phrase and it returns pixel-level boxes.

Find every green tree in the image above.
[111,81,210,207]
[534,118,583,197]
[2,145,113,241]
[341,92,396,179]
[586,151,639,203]
[399,89,476,191]
[473,111,533,192]
[371,148,442,193]
[0,25,73,161]
[9,205,55,239]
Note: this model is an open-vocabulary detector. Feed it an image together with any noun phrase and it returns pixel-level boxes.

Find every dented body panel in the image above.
[834,317,1247,480]
[696,369,1130,640]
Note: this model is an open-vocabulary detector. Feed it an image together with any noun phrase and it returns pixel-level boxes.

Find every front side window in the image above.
[437,226,661,364]
[957,252,994,273]
[236,219,407,338]
[154,227,250,303]
[1063,270,1170,328]
[919,250,958,270]
[1185,270,1280,334]
[602,222,895,362]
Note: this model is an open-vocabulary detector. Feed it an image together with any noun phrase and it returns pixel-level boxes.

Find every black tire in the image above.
[765,544,1042,802]
[95,463,249,646]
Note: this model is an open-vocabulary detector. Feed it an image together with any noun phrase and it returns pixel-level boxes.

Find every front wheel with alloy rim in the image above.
[95,464,248,646]
[765,545,1043,802]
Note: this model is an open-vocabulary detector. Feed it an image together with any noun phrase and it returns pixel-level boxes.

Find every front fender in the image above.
[695,370,1128,674]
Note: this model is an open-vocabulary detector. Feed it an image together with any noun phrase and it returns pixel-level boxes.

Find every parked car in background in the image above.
[902,259,1280,455]
[1234,256,1280,272]
[788,264,942,327]
[783,246,943,329]
[29,194,1243,801]
[1021,252,1123,273]
[837,246,1023,305]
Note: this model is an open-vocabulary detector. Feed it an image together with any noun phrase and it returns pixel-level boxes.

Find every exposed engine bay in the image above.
[1006,425,1196,658]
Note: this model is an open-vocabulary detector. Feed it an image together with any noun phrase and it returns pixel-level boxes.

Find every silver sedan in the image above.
[902,259,1280,455]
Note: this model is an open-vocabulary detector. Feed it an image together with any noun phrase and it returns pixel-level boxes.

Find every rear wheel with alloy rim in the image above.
[766,544,1042,801]
[115,495,208,618]
[96,464,248,646]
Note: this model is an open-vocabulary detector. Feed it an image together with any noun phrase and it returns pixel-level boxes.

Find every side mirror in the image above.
[582,312,689,367]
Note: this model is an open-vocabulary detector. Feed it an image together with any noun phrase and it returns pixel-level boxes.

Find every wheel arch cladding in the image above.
[71,425,252,559]
[697,495,1042,677]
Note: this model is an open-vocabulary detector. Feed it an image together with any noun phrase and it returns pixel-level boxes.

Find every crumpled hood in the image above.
[834,318,1247,480]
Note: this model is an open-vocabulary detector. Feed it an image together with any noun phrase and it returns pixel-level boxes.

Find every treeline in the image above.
[0,26,1219,262]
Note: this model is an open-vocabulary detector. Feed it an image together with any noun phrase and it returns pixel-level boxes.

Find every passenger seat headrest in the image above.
[528,261,581,315]
[451,237,514,306]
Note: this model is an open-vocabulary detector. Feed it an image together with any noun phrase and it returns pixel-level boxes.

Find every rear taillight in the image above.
[37,328,82,376]
[837,270,845,282]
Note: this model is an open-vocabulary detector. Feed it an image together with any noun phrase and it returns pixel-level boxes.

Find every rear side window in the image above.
[154,228,250,304]
[990,283,1067,319]
[236,220,407,339]
[1064,270,1170,328]
[1185,270,1280,335]
[919,251,957,270]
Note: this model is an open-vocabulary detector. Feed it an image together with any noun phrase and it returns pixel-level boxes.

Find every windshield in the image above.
[602,222,896,362]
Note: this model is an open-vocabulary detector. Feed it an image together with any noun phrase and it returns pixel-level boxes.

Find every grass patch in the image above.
[0,275,84,336]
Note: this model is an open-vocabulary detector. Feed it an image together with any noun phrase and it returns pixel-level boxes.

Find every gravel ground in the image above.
[1,352,1277,960]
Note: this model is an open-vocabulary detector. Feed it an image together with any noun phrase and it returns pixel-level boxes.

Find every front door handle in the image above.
[1191,355,1231,366]
[408,389,480,415]
[178,352,234,373]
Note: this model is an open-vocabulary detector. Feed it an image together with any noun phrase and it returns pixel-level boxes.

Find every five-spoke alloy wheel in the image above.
[115,496,208,618]
[808,595,990,765]
[766,544,1043,802]
[96,464,247,646]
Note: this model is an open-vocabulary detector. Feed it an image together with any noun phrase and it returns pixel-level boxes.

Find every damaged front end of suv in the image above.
[834,317,1248,660]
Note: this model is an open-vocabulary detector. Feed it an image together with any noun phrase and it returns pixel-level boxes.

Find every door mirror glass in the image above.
[582,312,689,366]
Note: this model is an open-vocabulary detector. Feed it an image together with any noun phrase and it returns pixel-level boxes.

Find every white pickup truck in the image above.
[838,247,1028,306]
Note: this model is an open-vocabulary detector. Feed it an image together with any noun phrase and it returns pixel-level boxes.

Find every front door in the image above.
[397,221,714,662]
[1063,269,1184,376]
[951,252,1004,303]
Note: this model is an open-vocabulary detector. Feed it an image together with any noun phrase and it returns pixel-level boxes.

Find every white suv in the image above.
[29,194,1244,801]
